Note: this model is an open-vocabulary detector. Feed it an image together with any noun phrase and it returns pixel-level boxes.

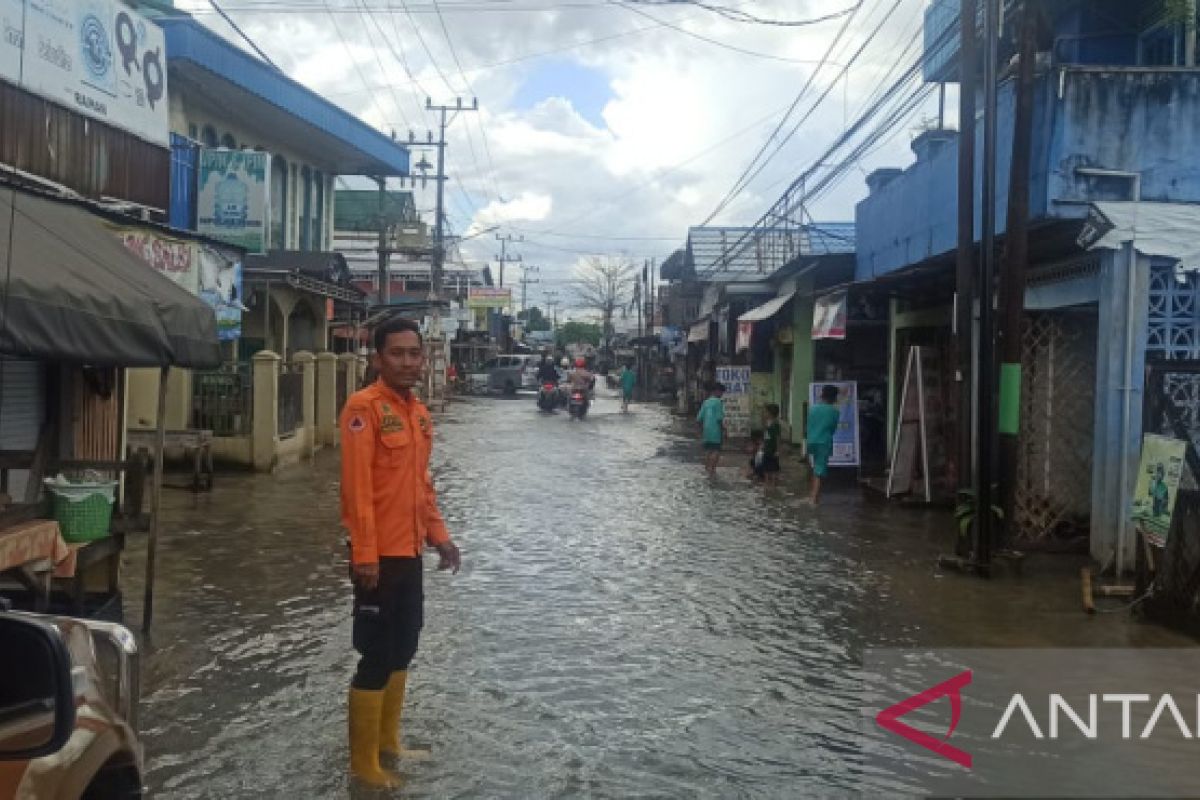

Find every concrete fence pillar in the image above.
[338,353,359,400]
[252,351,281,472]
[317,352,338,447]
[357,356,369,387]
[293,351,316,458]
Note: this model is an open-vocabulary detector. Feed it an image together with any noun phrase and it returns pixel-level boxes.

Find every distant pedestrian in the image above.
[620,362,636,412]
[760,403,782,487]
[805,385,842,505]
[697,382,727,475]
[746,430,765,481]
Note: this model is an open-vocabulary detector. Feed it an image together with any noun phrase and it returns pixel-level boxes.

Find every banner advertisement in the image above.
[715,365,751,438]
[198,245,244,341]
[12,0,169,146]
[115,226,198,294]
[813,290,848,340]
[197,149,271,253]
[809,380,860,467]
[467,287,511,309]
[735,321,753,352]
[1132,433,1187,546]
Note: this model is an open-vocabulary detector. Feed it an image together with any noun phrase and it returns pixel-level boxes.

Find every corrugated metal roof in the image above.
[685,223,855,281]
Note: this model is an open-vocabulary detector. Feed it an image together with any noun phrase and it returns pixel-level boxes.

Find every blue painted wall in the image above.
[856,69,1200,281]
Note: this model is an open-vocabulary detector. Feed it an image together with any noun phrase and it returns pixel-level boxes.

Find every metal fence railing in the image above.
[278,366,304,438]
[193,365,252,436]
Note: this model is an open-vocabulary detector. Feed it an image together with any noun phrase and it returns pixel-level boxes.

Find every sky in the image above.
[177,0,951,317]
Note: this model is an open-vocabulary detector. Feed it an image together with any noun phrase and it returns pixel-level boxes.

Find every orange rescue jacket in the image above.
[339,380,450,564]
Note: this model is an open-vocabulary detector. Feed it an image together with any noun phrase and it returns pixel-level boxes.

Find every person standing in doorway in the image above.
[620,361,637,412]
[340,317,463,788]
[760,403,783,487]
[805,384,842,505]
[697,382,727,475]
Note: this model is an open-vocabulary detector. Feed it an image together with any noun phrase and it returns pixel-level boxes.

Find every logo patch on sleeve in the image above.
[348,414,366,433]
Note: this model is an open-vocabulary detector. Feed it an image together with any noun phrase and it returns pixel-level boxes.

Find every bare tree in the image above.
[573,257,638,354]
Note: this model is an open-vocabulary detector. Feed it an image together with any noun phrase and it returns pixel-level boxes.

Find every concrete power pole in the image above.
[518,263,540,318]
[496,233,523,288]
[422,97,478,411]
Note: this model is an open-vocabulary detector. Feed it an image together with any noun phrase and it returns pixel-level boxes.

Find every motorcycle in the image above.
[537,382,561,412]
[567,389,590,420]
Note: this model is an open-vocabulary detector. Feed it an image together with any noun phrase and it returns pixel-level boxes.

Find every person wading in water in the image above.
[339,317,462,787]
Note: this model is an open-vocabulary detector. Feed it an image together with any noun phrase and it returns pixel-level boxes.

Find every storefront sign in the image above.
[715,365,751,438]
[813,290,848,340]
[197,149,271,253]
[115,226,198,293]
[809,380,860,467]
[198,245,244,341]
[4,0,170,146]
[467,287,511,309]
[1132,434,1187,546]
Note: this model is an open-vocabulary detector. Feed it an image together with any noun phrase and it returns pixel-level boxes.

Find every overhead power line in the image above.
[621,0,861,28]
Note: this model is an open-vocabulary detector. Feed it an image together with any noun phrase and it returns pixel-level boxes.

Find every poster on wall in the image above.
[809,380,860,467]
[715,365,751,438]
[736,321,753,353]
[114,226,199,294]
[467,287,511,309]
[198,245,245,341]
[197,149,271,253]
[17,0,169,145]
[1132,434,1188,546]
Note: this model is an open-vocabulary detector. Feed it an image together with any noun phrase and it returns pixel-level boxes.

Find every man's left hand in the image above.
[436,540,462,574]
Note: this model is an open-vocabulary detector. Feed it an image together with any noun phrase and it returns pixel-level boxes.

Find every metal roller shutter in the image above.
[0,357,46,500]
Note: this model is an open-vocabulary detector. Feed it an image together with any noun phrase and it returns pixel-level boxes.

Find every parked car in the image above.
[0,608,143,798]
[475,354,540,394]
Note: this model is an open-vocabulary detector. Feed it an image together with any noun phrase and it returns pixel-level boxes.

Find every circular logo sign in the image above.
[79,15,113,79]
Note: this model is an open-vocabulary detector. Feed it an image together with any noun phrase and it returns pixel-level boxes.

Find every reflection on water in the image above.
[118,391,1190,799]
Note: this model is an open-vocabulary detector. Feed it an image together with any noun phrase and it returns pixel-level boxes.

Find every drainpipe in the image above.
[1117,237,1138,579]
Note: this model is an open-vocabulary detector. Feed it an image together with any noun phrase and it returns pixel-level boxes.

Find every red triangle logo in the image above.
[875,669,973,768]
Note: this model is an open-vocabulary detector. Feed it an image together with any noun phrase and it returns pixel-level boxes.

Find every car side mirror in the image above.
[0,614,76,760]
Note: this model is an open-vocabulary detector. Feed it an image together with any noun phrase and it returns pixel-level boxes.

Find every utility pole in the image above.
[976,0,1002,574]
[518,263,540,318]
[376,177,390,306]
[418,97,478,410]
[996,1,1039,550]
[496,233,523,288]
[954,0,978,558]
[544,290,561,337]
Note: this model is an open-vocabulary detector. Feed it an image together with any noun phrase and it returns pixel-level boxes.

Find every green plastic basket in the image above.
[46,481,116,543]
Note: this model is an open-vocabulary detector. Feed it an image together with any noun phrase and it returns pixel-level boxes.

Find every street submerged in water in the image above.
[118,389,1190,799]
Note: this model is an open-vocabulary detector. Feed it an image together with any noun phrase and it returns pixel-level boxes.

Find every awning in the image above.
[0,189,221,368]
[1082,202,1200,272]
[739,290,796,322]
[688,320,709,343]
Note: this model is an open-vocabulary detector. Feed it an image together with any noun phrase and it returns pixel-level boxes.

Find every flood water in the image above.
[117,389,1190,799]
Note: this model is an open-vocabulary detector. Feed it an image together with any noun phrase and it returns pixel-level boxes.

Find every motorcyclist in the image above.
[569,357,595,398]
[536,355,560,385]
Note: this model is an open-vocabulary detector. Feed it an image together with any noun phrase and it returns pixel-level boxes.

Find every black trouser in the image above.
[351,556,424,690]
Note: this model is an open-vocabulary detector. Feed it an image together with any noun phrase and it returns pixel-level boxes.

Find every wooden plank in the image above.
[1082,567,1096,615]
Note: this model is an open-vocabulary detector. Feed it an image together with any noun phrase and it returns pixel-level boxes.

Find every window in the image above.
[271,156,288,250]
[188,123,198,140]
[201,125,219,148]
[313,171,325,250]
[300,166,312,251]
[1140,24,1182,66]
[220,132,237,149]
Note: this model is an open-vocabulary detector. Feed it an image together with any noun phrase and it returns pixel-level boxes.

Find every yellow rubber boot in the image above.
[349,688,403,787]
[380,671,432,760]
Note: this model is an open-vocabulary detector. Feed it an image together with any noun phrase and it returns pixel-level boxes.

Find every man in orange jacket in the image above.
[340,316,461,787]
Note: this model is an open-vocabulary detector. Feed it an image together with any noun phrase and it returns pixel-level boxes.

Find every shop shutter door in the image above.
[0,358,46,500]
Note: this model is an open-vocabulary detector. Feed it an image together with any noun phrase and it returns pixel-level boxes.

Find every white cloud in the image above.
[178,0,942,304]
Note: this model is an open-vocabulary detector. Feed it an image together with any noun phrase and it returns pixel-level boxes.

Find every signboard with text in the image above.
[5,0,169,146]
[1132,433,1187,545]
[715,365,751,438]
[197,149,270,253]
[467,287,511,309]
[198,245,244,341]
[115,225,198,293]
